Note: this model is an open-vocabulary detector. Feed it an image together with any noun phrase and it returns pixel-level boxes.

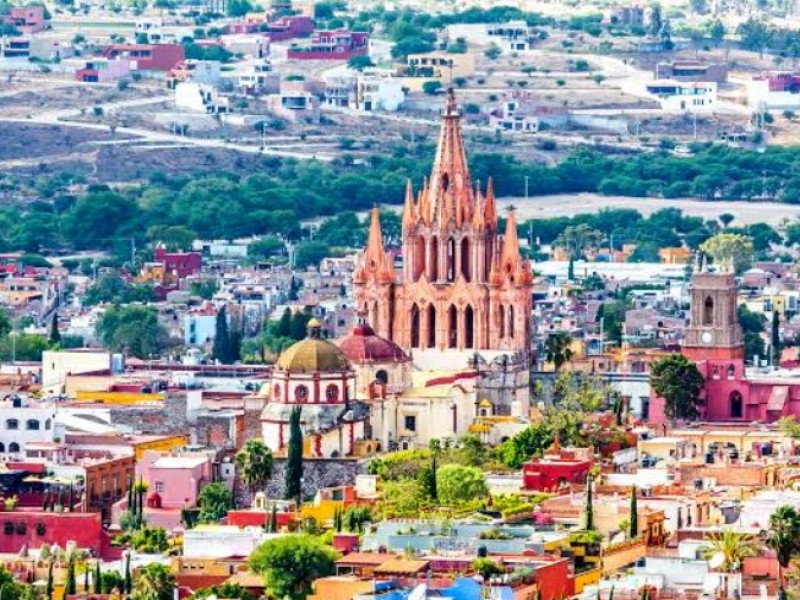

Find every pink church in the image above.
[650,268,800,424]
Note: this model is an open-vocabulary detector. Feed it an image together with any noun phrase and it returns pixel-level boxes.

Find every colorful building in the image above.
[287,29,368,59]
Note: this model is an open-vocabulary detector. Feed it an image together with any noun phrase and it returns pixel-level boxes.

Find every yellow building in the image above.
[659,246,692,264]
[396,52,476,92]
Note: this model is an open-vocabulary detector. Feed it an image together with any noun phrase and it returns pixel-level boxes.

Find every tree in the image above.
[212,307,231,364]
[146,225,196,251]
[767,505,800,587]
[422,80,443,95]
[193,583,253,600]
[584,474,595,530]
[235,439,274,495]
[436,464,488,506]
[198,482,234,523]
[699,233,754,274]
[46,561,54,600]
[772,311,781,365]
[95,306,169,359]
[347,55,374,71]
[629,486,638,539]
[124,553,132,594]
[131,563,174,600]
[248,236,285,261]
[94,561,102,595]
[485,44,501,59]
[49,313,61,345]
[227,0,253,16]
[700,529,759,572]
[65,559,76,596]
[554,223,603,259]
[544,331,574,371]
[709,19,725,46]
[472,558,504,579]
[294,241,330,270]
[249,535,337,600]
[284,406,303,502]
[650,354,704,423]
[718,213,735,228]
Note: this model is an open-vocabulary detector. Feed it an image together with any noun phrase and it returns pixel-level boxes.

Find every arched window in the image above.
[414,236,426,281]
[430,237,439,281]
[0,443,5,453]
[730,391,744,419]
[325,384,339,403]
[294,385,309,403]
[447,238,456,282]
[499,305,505,339]
[8,443,19,453]
[460,238,471,282]
[448,305,457,349]
[703,296,714,326]
[509,306,515,339]
[26,419,39,431]
[273,384,282,401]
[726,364,735,379]
[465,305,474,349]
[410,304,420,348]
[375,370,389,384]
[6,419,18,431]
[427,304,436,349]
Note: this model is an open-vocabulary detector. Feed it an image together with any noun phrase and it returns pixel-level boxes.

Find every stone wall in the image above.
[109,393,188,435]
[235,458,367,507]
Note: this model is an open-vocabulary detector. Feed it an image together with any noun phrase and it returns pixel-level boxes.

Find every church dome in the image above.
[276,320,351,373]
[337,321,409,364]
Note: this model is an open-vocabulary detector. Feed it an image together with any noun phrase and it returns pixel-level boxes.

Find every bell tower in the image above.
[683,266,744,361]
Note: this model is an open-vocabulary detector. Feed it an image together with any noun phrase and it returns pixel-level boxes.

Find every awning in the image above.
[768,386,789,412]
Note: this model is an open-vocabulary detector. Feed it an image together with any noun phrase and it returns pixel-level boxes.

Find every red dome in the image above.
[337,323,409,363]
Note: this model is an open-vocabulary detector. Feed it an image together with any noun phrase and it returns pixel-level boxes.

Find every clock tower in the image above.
[682,267,744,361]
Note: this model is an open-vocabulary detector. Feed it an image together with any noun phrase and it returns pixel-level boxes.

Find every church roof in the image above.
[275,321,351,373]
[337,321,409,364]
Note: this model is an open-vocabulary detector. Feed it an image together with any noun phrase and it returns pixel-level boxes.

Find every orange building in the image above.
[354,89,532,353]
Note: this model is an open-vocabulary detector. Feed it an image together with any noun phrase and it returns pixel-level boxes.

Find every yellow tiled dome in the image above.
[275,320,351,373]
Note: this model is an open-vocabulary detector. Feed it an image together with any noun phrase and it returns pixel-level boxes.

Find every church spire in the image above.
[356,206,395,284]
[402,179,416,229]
[418,177,430,225]
[428,88,474,228]
[484,177,497,228]
[501,207,521,265]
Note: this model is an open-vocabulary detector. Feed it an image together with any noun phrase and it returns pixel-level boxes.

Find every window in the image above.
[730,391,744,419]
[6,420,18,430]
[325,384,339,402]
[155,481,165,493]
[26,419,39,431]
[44,419,51,430]
[273,384,281,401]
[703,296,714,326]
[404,415,417,432]
[375,370,388,384]
[294,385,309,402]
[8,443,19,453]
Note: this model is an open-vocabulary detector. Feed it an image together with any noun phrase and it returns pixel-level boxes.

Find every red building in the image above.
[522,448,593,492]
[154,247,202,280]
[228,15,313,39]
[103,43,184,71]
[2,5,48,33]
[287,29,369,60]
[0,511,114,557]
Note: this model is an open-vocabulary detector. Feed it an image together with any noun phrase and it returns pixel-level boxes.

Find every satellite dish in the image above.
[708,552,725,569]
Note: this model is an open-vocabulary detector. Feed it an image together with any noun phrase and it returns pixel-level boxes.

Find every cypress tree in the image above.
[276,308,292,338]
[629,486,638,539]
[430,452,438,500]
[284,405,303,503]
[269,503,278,533]
[212,307,231,363]
[49,314,61,345]
[584,474,594,531]
[127,476,134,511]
[65,558,76,595]
[123,553,131,594]
[567,255,575,281]
[772,310,781,365]
[46,560,54,600]
[94,561,102,594]
[83,563,89,592]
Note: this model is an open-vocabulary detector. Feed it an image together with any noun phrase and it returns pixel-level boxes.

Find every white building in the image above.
[135,19,168,43]
[324,68,405,112]
[184,302,217,347]
[645,79,717,112]
[0,396,57,455]
[445,21,534,53]
[183,525,276,558]
[42,349,118,396]
[237,60,279,95]
[175,82,231,114]
[747,73,800,110]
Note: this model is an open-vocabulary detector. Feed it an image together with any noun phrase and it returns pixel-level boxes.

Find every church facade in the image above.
[353,89,532,359]
[651,266,800,424]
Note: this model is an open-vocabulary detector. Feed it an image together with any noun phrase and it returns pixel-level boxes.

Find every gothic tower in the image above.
[682,265,744,361]
[353,89,533,355]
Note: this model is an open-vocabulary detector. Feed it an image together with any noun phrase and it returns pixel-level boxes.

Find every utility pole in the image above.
[524,175,529,201]
[130,238,136,271]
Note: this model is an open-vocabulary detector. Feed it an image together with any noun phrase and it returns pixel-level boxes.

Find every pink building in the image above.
[136,450,212,510]
[75,59,130,83]
[2,5,48,33]
[287,29,369,60]
[650,268,800,424]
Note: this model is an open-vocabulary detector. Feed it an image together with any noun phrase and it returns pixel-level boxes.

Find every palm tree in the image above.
[767,505,800,588]
[700,529,760,572]
[544,331,574,372]
[235,439,274,496]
